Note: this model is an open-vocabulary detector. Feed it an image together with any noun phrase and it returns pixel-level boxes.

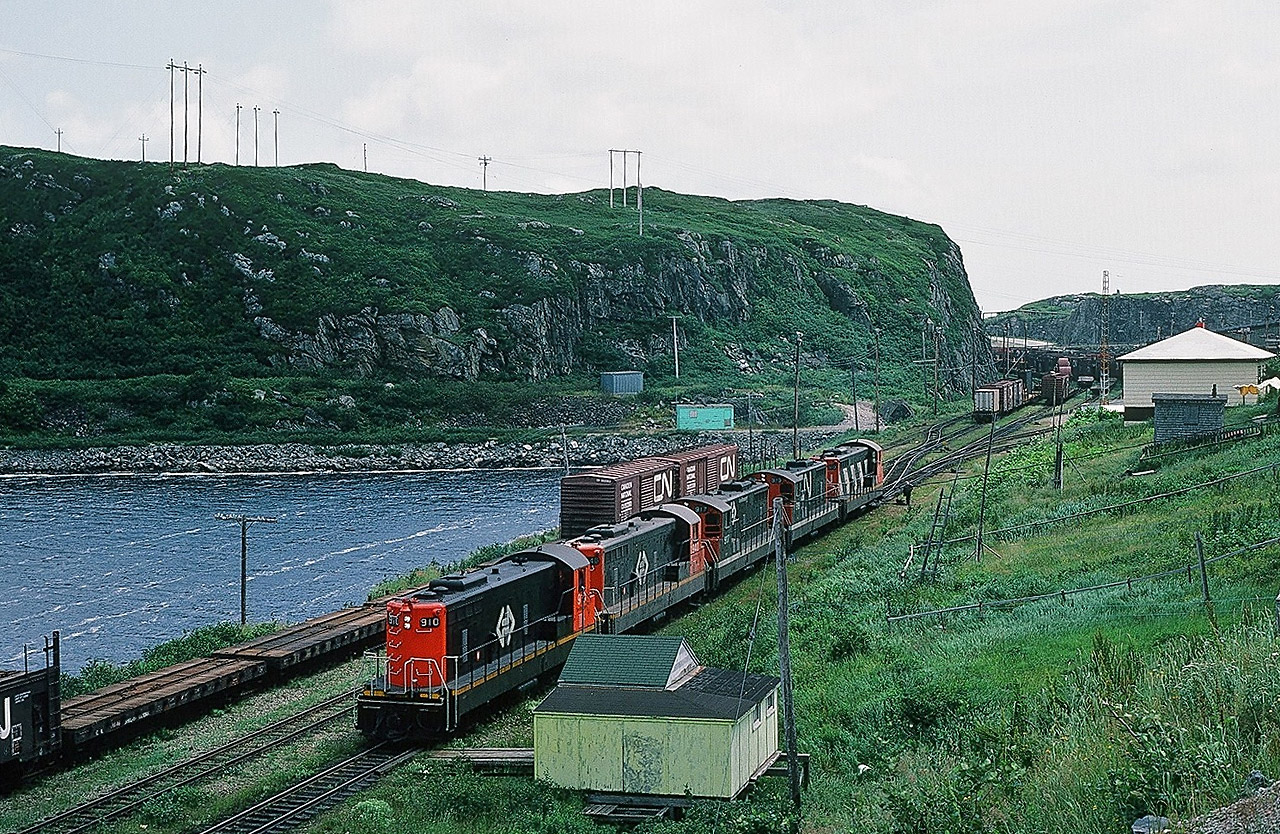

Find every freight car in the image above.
[973,379,1027,421]
[0,632,61,784]
[558,445,738,538]
[358,439,882,739]
[1040,358,1074,406]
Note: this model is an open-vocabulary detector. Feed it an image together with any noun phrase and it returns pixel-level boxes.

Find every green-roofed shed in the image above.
[534,634,780,799]
[557,634,698,688]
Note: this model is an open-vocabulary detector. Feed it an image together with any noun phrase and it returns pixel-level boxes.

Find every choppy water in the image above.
[0,470,560,672]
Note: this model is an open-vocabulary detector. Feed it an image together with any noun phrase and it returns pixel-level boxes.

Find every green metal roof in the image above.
[558,634,697,688]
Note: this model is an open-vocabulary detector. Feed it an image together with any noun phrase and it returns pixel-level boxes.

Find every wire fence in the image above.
[939,460,1280,547]
[886,534,1280,623]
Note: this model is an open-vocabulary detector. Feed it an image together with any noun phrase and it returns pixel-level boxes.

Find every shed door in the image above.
[621,730,664,794]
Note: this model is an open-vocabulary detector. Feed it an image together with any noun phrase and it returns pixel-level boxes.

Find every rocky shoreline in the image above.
[0,428,848,476]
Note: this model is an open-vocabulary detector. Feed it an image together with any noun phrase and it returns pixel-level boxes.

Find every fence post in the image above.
[1274,587,1280,638]
[1196,532,1216,629]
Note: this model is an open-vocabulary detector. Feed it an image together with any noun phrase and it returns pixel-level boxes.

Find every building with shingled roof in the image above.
[533,633,780,799]
[1118,325,1274,419]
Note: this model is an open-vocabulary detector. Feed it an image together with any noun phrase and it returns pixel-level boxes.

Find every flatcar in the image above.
[358,440,884,739]
[0,632,61,786]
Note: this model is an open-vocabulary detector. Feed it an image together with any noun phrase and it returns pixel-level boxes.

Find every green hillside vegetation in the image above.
[299,409,1280,834]
[0,147,980,446]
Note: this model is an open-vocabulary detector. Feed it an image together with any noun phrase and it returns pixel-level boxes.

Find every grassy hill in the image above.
[0,146,990,446]
[311,407,1278,834]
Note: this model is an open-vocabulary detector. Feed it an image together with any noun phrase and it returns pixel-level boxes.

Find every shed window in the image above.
[766,691,776,715]
[752,702,762,728]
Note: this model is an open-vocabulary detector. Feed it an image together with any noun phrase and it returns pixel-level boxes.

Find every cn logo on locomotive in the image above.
[495,605,516,648]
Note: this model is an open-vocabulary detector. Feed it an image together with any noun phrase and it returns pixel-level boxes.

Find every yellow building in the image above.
[533,634,780,799]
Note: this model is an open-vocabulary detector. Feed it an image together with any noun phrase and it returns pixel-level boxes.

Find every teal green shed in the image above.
[675,403,735,431]
[533,634,780,799]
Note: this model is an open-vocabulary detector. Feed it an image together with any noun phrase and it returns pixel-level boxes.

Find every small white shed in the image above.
[1119,326,1274,419]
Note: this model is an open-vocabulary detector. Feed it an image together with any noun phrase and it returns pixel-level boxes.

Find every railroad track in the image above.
[20,690,358,834]
[196,742,418,834]
[884,407,1060,497]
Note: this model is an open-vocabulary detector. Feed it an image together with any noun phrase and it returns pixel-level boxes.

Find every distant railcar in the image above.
[974,379,1027,421]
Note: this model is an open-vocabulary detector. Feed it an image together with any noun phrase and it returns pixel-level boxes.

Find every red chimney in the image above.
[1195,318,1205,328]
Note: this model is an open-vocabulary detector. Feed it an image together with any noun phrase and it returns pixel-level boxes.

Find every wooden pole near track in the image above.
[974,417,997,562]
[216,513,278,624]
[773,498,802,819]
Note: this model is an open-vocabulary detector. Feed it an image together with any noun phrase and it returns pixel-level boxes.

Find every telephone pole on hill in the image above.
[235,103,241,165]
[608,149,644,235]
[167,59,176,171]
[196,64,205,164]
[215,513,278,625]
[478,155,491,190]
[139,134,148,162]
[273,109,280,167]
[792,332,803,460]
[54,128,63,152]
[253,106,261,166]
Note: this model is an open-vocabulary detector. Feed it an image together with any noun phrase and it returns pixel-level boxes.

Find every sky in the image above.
[2,1,1279,312]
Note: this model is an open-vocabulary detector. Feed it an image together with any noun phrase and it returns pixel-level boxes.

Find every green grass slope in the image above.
[296,410,1280,834]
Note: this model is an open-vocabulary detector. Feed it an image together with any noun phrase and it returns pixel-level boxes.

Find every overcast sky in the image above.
[2,1,1278,312]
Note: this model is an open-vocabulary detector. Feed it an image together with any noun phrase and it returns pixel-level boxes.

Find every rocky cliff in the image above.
[987,285,1280,352]
[0,147,996,439]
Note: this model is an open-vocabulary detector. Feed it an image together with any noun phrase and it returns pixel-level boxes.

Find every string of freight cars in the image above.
[938,459,1280,547]
[886,534,1280,623]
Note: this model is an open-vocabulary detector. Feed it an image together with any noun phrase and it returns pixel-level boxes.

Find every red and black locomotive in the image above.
[357,439,883,739]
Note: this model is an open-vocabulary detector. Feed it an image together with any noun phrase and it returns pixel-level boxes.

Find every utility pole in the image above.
[196,64,205,164]
[273,109,280,167]
[932,324,941,417]
[167,59,176,172]
[792,332,803,460]
[139,134,148,162]
[215,513,278,625]
[637,150,643,236]
[974,417,997,562]
[363,143,367,172]
[873,328,882,434]
[253,106,260,166]
[235,103,241,165]
[478,155,491,191]
[54,128,63,152]
[772,498,802,817]
[670,315,681,379]
[608,149,644,235]
[182,61,189,167]
[850,362,860,435]
[1100,270,1112,404]
[1053,399,1065,491]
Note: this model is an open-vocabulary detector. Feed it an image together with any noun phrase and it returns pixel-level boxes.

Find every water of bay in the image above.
[0,469,560,672]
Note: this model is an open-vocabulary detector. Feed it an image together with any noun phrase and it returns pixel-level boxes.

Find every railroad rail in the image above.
[20,690,357,834]
[196,743,418,834]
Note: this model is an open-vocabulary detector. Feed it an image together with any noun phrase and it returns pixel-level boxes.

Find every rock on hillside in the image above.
[0,146,994,391]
